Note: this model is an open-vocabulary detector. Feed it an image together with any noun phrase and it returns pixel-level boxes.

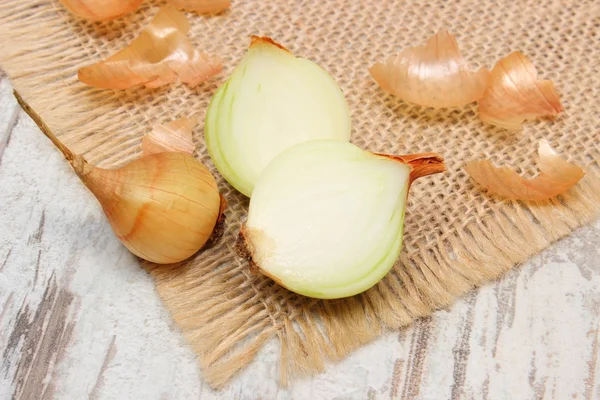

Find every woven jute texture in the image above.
[1,0,599,388]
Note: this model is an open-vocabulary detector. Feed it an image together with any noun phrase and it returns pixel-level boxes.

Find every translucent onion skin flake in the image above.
[142,117,197,156]
[78,6,222,90]
[465,140,584,201]
[478,52,564,130]
[59,0,145,21]
[60,0,231,20]
[370,29,491,109]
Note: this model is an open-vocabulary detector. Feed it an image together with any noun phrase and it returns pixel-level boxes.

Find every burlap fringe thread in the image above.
[1,0,599,389]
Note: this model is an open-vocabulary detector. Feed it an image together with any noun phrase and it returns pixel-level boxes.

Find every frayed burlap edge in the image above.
[1,0,599,389]
[144,171,600,388]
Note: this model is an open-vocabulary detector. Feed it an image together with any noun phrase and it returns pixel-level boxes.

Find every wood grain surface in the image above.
[0,75,599,400]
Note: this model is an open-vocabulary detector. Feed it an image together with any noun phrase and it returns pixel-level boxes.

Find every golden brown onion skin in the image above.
[465,140,584,200]
[142,117,197,157]
[59,0,145,21]
[77,6,222,90]
[370,29,491,108]
[82,152,221,264]
[478,52,563,130]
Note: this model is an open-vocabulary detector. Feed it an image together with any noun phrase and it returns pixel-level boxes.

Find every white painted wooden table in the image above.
[0,72,599,400]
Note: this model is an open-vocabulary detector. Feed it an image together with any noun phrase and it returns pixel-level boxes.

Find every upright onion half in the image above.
[242,140,445,299]
[205,36,351,197]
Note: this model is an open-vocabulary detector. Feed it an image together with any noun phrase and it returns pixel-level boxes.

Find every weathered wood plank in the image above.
[0,75,19,166]
[0,79,598,400]
[0,85,204,399]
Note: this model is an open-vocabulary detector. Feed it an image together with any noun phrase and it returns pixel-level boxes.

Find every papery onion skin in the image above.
[370,29,491,108]
[166,0,231,13]
[59,0,144,21]
[142,117,197,156]
[84,152,220,263]
[478,52,563,130]
[465,140,584,200]
[205,36,351,197]
[78,6,222,90]
[242,140,445,299]
[15,91,220,265]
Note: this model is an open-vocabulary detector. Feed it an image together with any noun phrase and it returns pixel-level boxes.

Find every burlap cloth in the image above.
[1,0,599,388]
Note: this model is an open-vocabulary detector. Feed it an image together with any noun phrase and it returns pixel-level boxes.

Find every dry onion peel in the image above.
[59,0,144,21]
[465,140,584,201]
[78,6,222,90]
[205,36,351,197]
[242,140,445,299]
[15,91,221,264]
[370,29,491,108]
[166,0,231,13]
[478,52,563,130]
[142,116,197,156]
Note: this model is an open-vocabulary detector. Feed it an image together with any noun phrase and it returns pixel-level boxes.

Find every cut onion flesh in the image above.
[205,37,351,197]
[242,140,444,299]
